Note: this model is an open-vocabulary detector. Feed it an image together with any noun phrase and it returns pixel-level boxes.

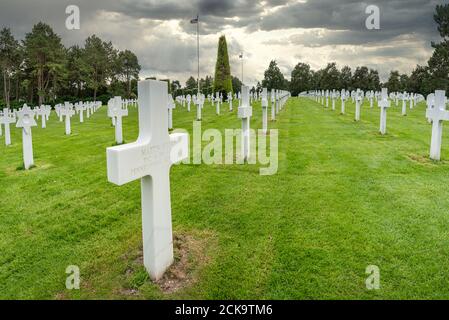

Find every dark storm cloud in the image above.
[260,0,440,44]
[0,0,444,83]
[0,0,441,44]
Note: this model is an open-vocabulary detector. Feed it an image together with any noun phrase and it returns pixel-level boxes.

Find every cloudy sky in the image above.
[0,0,443,86]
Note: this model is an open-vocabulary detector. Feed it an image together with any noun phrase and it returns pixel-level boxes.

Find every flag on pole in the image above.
[190,16,199,24]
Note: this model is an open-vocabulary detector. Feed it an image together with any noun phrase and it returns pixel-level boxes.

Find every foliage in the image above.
[262,60,286,91]
[0,23,141,108]
[290,62,312,95]
[213,35,233,94]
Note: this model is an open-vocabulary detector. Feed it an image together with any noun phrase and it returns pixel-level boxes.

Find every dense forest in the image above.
[0,22,141,108]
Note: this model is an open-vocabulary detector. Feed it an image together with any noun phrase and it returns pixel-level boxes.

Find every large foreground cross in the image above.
[106,80,189,280]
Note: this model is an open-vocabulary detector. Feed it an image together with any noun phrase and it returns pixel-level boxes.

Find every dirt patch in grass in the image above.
[406,154,441,166]
[156,232,213,294]
[121,229,216,295]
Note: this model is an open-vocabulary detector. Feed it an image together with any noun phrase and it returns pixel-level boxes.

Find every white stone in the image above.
[196,94,202,121]
[0,108,16,146]
[186,94,191,112]
[238,86,253,161]
[426,90,449,161]
[106,80,189,280]
[61,102,75,135]
[401,92,408,116]
[168,94,175,130]
[341,89,347,114]
[426,93,435,124]
[109,97,129,144]
[271,89,276,121]
[261,88,268,134]
[216,92,220,115]
[378,88,391,135]
[16,104,37,169]
[228,92,233,111]
[76,103,85,123]
[355,89,363,121]
[276,90,280,114]
[331,90,336,111]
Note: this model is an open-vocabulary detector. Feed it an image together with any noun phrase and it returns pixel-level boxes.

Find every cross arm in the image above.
[169,133,189,165]
[107,141,151,186]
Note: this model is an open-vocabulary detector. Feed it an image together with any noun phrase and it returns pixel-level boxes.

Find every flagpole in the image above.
[240,53,244,85]
[197,14,200,97]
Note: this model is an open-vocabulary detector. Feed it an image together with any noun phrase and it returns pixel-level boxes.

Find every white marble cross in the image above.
[271,89,276,121]
[0,108,16,146]
[76,103,86,123]
[86,102,91,118]
[275,90,280,114]
[355,89,363,121]
[61,102,75,135]
[261,88,268,135]
[168,94,175,130]
[426,93,435,124]
[110,97,129,144]
[238,86,253,162]
[16,104,37,169]
[216,92,220,115]
[378,88,391,135]
[55,104,63,122]
[196,94,202,121]
[426,90,449,161]
[186,94,191,112]
[341,89,347,114]
[401,92,408,116]
[228,92,233,111]
[331,90,336,111]
[40,105,51,128]
[106,80,189,280]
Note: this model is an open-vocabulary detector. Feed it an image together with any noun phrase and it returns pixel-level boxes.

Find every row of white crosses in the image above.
[74,101,101,123]
[1,100,102,172]
[313,88,448,156]
[311,88,392,135]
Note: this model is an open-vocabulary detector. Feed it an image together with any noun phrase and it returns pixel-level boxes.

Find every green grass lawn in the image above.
[2,96,449,300]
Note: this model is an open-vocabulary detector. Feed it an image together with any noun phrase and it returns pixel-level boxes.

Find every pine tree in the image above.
[213,36,233,94]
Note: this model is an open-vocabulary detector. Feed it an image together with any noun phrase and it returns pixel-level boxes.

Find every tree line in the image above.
[0,22,141,108]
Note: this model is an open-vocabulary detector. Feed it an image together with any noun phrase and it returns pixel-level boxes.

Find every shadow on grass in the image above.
[16,164,37,171]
